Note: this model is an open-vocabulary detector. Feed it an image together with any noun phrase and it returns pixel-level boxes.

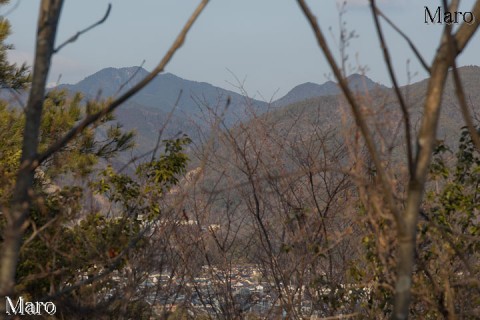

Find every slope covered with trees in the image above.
[1,0,480,319]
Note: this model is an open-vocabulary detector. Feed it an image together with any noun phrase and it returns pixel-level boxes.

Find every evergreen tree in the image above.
[0,1,29,90]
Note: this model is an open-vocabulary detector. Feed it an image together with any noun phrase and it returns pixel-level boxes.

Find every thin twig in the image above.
[114,60,146,97]
[150,89,183,162]
[375,7,430,74]
[6,87,26,110]
[370,0,414,177]
[54,3,112,54]
[22,216,58,248]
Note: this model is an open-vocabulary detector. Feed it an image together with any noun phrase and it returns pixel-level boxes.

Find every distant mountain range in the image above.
[59,67,270,124]
[7,65,478,163]
[59,66,386,112]
[57,67,268,155]
[268,65,480,151]
[57,67,266,156]
[54,66,387,156]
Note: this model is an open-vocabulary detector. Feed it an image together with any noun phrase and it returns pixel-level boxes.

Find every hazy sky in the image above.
[4,0,480,100]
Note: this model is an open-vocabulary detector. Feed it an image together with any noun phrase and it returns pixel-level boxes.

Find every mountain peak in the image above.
[346,73,386,92]
[272,80,339,107]
[347,73,364,79]
[84,66,148,80]
[87,66,149,79]
[61,66,150,98]
[274,74,385,107]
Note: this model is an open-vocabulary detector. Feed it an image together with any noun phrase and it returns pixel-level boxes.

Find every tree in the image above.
[296,0,480,318]
[0,3,29,91]
[416,127,480,318]
[180,96,364,318]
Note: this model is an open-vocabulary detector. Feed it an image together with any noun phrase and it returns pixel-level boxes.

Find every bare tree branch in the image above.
[374,7,430,74]
[53,3,112,54]
[114,60,146,97]
[370,0,414,177]
[150,89,183,162]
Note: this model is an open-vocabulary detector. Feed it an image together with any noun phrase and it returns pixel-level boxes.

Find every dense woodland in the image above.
[1,1,480,319]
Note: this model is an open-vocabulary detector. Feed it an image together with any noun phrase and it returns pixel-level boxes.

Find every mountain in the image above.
[60,67,269,125]
[59,66,150,98]
[272,73,387,107]
[58,67,270,157]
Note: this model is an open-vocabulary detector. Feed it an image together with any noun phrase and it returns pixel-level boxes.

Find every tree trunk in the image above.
[0,1,64,316]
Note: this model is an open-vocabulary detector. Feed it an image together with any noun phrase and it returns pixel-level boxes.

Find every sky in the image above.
[3,0,480,100]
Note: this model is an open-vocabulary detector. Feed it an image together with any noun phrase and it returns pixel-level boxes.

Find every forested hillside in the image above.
[1,1,480,319]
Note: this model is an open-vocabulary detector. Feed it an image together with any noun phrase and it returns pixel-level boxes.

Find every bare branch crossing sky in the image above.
[4,0,480,99]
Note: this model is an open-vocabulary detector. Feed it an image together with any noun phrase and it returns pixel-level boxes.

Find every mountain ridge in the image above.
[59,66,388,108]
[273,73,387,107]
[14,65,478,163]
[57,66,269,157]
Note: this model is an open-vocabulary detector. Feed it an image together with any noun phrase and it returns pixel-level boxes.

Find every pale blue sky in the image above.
[3,0,480,100]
